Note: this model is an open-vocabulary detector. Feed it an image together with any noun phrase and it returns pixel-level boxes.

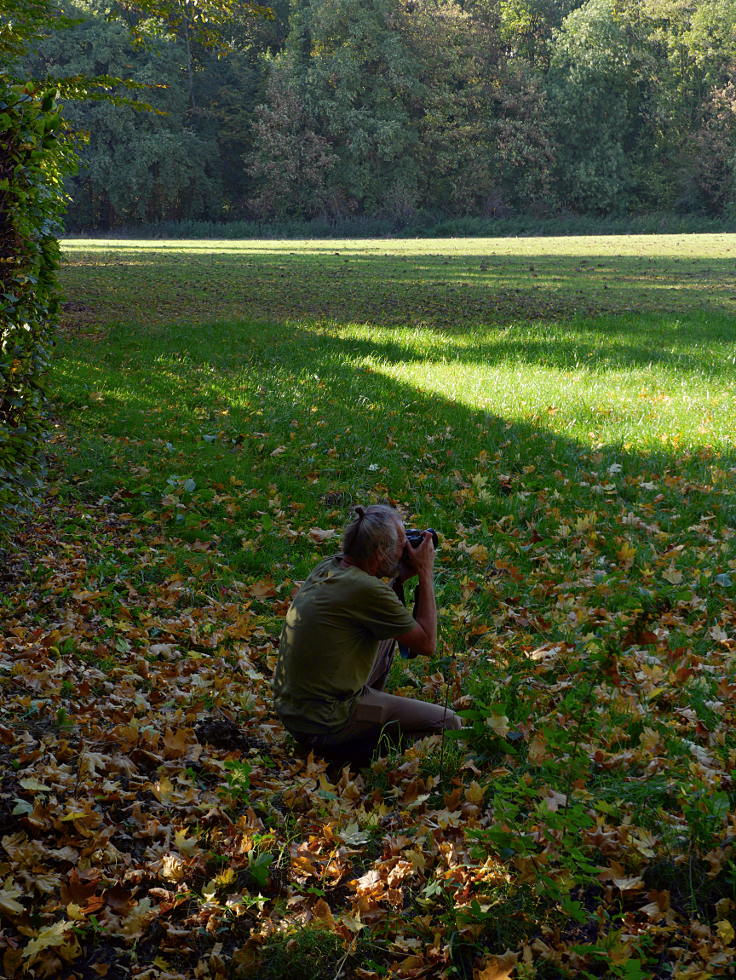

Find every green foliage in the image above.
[22,1,230,227]
[549,0,657,212]
[250,0,424,218]
[248,926,345,980]
[498,0,581,66]
[0,81,69,526]
[688,81,736,216]
[14,0,736,227]
[219,759,252,808]
[84,210,736,239]
[0,0,72,63]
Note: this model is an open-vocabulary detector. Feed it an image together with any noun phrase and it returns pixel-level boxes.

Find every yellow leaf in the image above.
[662,565,683,585]
[121,898,154,939]
[174,830,199,855]
[612,875,644,892]
[312,898,336,928]
[542,789,567,812]
[528,733,547,764]
[476,950,518,979]
[162,854,185,881]
[0,881,25,916]
[215,867,235,886]
[163,727,192,756]
[61,810,89,822]
[630,830,657,858]
[465,780,485,805]
[249,579,276,598]
[318,772,336,793]
[338,912,366,934]
[467,543,489,564]
[18,778,52,792]
[202,878,219,900]
[716,919,735,945]
[66,903,84,921]
[404,848,427,872]
[487,714,510,738]
[23,920,70,960]
[617,541,636,566]
[393,955,422,972]
[638,728,660,753]
[646,686,667,702]
[152,776,174,804]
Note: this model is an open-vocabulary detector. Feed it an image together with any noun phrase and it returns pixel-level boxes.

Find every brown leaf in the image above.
[60,869,100,906]
[249,579,277,598]
[311,898,336,928]
[308,527,337,542]
[475,951,518,979]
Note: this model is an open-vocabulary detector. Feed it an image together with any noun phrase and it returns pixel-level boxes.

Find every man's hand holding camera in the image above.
[395,528,437,659]
[395,528,437,584]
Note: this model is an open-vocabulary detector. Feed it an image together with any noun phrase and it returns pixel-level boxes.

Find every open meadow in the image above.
[2,235,735,979]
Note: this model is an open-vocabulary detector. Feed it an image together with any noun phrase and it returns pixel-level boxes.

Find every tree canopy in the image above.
[12,0,736,227]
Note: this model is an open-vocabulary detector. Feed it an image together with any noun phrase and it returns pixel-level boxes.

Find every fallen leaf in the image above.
[308,528,337,542]
[23,920,71,960]
[476,950,518,979]
[0,880,24,916]
[487,714,510,738]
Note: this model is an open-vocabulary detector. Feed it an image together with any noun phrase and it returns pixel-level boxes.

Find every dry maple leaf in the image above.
[23,920,72,961]
[475,950,518,980]
[0,879,24,916]
[249,579,277,598]
[308,527,337,542]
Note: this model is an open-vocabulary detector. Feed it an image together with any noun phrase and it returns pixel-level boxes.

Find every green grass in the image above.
[55,235,736,630]
[60,233,736,329]
[47,234,736,976]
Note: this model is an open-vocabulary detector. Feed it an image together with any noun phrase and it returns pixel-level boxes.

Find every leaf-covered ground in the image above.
[1,237,735,979]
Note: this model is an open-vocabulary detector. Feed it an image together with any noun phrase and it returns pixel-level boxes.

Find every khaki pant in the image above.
[294,638,462,760]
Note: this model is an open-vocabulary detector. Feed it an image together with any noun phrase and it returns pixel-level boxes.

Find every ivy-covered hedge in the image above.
[0,80,68,526]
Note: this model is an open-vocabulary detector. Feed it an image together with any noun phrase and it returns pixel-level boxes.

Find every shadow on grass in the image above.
[52,315,736,562]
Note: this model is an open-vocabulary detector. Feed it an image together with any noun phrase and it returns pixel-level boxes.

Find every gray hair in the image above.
[342,504,400,564]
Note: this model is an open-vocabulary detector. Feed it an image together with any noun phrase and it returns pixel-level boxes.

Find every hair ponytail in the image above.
[342,504,399,563]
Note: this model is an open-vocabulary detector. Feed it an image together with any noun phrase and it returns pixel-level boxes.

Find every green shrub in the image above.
[0,80,69,528]
[83,210,736,240]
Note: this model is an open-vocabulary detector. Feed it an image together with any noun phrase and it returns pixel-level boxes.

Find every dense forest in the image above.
[19,0,736,230]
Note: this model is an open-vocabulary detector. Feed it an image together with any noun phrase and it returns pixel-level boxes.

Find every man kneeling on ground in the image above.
[273,504,462,761]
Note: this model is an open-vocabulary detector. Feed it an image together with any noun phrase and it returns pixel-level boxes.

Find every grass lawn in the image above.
[2,235,735,979]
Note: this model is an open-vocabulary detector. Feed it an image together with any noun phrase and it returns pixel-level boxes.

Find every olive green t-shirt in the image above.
[273,556,416,735]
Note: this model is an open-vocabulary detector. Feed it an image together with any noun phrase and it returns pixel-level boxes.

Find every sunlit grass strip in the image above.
[61,233,736,256]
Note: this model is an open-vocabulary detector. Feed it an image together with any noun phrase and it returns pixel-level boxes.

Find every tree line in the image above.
[19,0,736,230]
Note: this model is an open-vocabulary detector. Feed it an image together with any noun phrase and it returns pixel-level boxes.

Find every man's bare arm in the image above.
[394,532,436,656]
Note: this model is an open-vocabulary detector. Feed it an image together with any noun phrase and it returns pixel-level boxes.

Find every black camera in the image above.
[405,527,438,548]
